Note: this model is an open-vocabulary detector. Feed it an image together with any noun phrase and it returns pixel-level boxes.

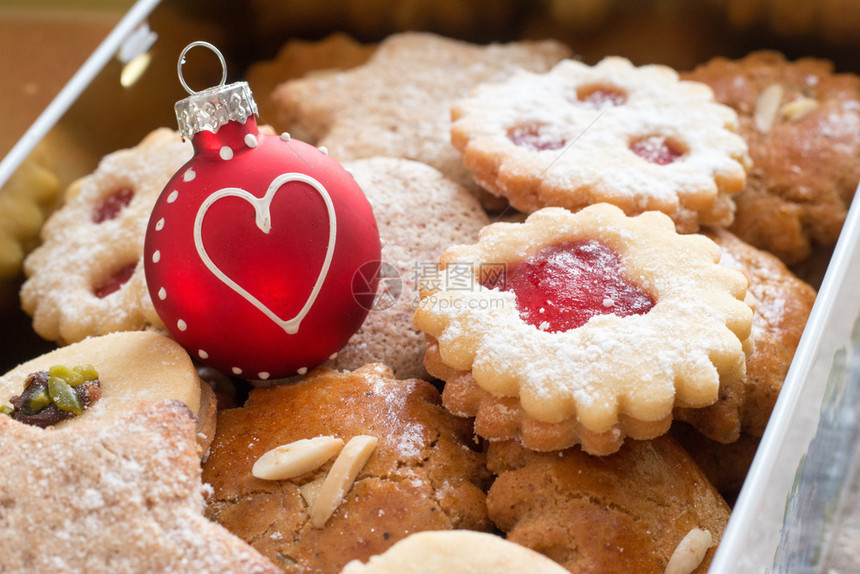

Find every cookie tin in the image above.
[2,0,860,571]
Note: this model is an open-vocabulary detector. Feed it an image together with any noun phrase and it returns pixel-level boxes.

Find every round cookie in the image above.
[202,363,492,574]
[676,227,816,439]
[450,56,751,232]
[322,157,489,380]
[340,530,569,574]
[485,436,730,574]
[414,204,754,455]
[0,331,216,452]
[20,128,192,345]
[683,50,860,264]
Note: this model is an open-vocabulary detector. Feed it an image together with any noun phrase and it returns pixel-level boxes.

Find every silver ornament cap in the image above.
[173,42,258,140]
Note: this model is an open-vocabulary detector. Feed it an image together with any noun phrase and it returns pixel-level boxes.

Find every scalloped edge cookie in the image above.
[414,203,754,454]
[451,57,751,232]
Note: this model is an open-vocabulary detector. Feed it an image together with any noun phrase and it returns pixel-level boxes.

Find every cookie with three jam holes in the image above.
[450,56,752,232]
[414,203,755,455]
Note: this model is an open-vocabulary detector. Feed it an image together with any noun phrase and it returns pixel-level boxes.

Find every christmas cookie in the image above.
[683,51,860,264]
[0,331,217,452]
[485,436,730,574]
[693,227,816,438]
[0,400,280,573]
[340,530,569,574]
[322,157,489,379]
[413,204,754,455]
[450,56,751,231]
[270,32,571,208]
[20,128,192,345]
[202,364,492,574]
[245,33,376,131]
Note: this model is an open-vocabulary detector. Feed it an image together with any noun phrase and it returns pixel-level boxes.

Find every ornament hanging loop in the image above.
[177,41,228,95]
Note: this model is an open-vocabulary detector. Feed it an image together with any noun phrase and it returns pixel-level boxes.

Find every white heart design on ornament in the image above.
[193,172,337,335]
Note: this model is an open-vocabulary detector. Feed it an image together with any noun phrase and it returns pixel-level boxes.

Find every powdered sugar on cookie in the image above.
[414,204,754,454]
[20,129,192,345]
[451,57,751,231]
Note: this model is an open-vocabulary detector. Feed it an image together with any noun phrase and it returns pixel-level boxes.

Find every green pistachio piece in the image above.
[24,387,52,415]
[48,376,83,415]
[73,364,99,383]
[0,404,12,416]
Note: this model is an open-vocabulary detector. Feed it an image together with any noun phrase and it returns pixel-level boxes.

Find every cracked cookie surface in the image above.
[202,363,491,574]
[486,436,730,573]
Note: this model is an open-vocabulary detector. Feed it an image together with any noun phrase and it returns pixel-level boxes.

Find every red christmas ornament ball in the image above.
[144,117,381,380]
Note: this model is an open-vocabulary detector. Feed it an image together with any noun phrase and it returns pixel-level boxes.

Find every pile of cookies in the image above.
[6,27,849,573]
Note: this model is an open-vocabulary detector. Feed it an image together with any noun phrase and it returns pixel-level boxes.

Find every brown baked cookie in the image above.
[675,227,816,439]
[0,400,280,573]
[486,436,730,574]
[20,128,191,345]
[683,51,860,264]
[245,33,376,128]
[672,421,761,502]
[270,32,571,208]
[321,158,489,379]
[202,363,492,574]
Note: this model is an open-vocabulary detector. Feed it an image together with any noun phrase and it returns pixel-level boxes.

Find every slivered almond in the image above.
[754,84,784,133]
[310,435,378,528]
[300,477,326,507]
[252,436,344,481]
[664,528,713,574]
[781,97,819,121]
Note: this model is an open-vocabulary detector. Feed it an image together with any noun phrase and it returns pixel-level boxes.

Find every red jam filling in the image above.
[92,187,134,223]
[488,240,654,333]
[507,125,566,151]
[576,86,627,109]
[94,262,137,298]
[630,136,683,165]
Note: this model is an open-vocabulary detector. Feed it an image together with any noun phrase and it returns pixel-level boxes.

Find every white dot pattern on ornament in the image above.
[155,218,165,231]
[177,319,187,331]
[232,367,243,375]
[328,352,338,360]
[158,287,166,300]
[244,134,258,148]
[280,132,291,141]
[258,372,270,380]
[297,367,308,375]
[167,190,179,203]
[219,146,233,160]
[183,168,196,182]
[198,349,209,360]
[318,146,329,156]
[152,250,160,263]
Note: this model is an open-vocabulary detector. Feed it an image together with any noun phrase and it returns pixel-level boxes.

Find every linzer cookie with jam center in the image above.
[20,128,192,345]
[413,203,754,455]
[450,56,751,232]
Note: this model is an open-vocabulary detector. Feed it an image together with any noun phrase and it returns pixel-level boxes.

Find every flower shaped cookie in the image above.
[451,57,751,232]
[414,204,754,454]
